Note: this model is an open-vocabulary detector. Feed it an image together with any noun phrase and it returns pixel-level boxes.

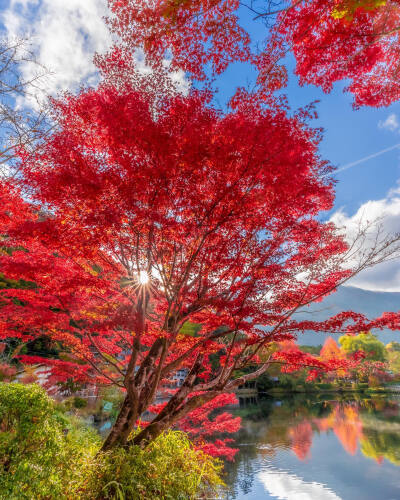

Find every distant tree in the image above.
[339,332,387,361]
[319,337,346,381]
[387,341,400,352]
[320,337,343,360]
[0,37,50,179]
[387,342,400,375]
[300,345,322,356]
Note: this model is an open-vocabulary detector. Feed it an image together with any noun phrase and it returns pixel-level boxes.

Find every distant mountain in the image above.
[294,286,400,346]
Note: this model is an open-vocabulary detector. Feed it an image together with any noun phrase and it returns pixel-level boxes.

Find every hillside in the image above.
[294,286,400,346]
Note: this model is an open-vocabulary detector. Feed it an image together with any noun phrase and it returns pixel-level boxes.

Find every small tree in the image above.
[320,337,343,361]
[339,332,389,383]
[0,383,98,498]
[0,38,50,179]
[387,342,400,376]
[387,341,400,352]
[339,332,387,361]
[319,337,345,382]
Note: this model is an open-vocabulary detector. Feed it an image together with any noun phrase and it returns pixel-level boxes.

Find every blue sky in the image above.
[285,67,400,217]
[209,5,400,217]
[205,7,400,292]
[215,52,400,214]
[2,0,400,291]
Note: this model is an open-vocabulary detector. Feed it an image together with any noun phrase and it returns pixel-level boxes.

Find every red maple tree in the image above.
[108,0,400,107]
[1,61,399,456]
[277,0,400,107]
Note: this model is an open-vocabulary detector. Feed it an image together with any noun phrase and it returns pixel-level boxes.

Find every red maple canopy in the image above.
[278,0,400,107]
[108,0,400,107]
[0,75,393,454]
[1,67,399,454]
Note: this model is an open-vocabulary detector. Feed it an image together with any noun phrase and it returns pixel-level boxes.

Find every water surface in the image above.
[223,395,400,500]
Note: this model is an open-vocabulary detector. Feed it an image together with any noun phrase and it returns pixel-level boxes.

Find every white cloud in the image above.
[259,468,342,500]
[1,0,112,108]
[1,0,189,109]
[378,113,399,132]
[330,185,400,292]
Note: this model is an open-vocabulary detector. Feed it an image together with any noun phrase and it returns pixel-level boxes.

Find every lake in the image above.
[221,394,400,500]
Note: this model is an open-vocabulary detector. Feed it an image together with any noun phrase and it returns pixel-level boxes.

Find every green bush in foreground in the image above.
[82,430,224,500]
[0,383,223,499]
[0,383,99,500]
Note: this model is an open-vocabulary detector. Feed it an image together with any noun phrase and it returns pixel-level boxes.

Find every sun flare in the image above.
[138,270,149,285]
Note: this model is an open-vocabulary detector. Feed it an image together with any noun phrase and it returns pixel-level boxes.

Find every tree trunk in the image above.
[100,354,270,452]
[132,419,170,447]
[101,395,137,451]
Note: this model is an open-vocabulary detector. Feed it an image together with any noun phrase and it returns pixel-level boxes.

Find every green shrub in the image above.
[316,383,333,391]
[0,383,99,500]
[73,396,88,408]
[82,429,224,500]
[304,382,317,392]
[277,375,295,391]
[0,383,223,500]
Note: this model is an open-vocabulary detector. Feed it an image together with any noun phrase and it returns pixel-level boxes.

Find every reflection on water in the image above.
[258,469,341,500]
[223,395,400,499]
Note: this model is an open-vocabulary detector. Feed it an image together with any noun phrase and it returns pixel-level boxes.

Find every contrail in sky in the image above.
[336,142,400,173]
